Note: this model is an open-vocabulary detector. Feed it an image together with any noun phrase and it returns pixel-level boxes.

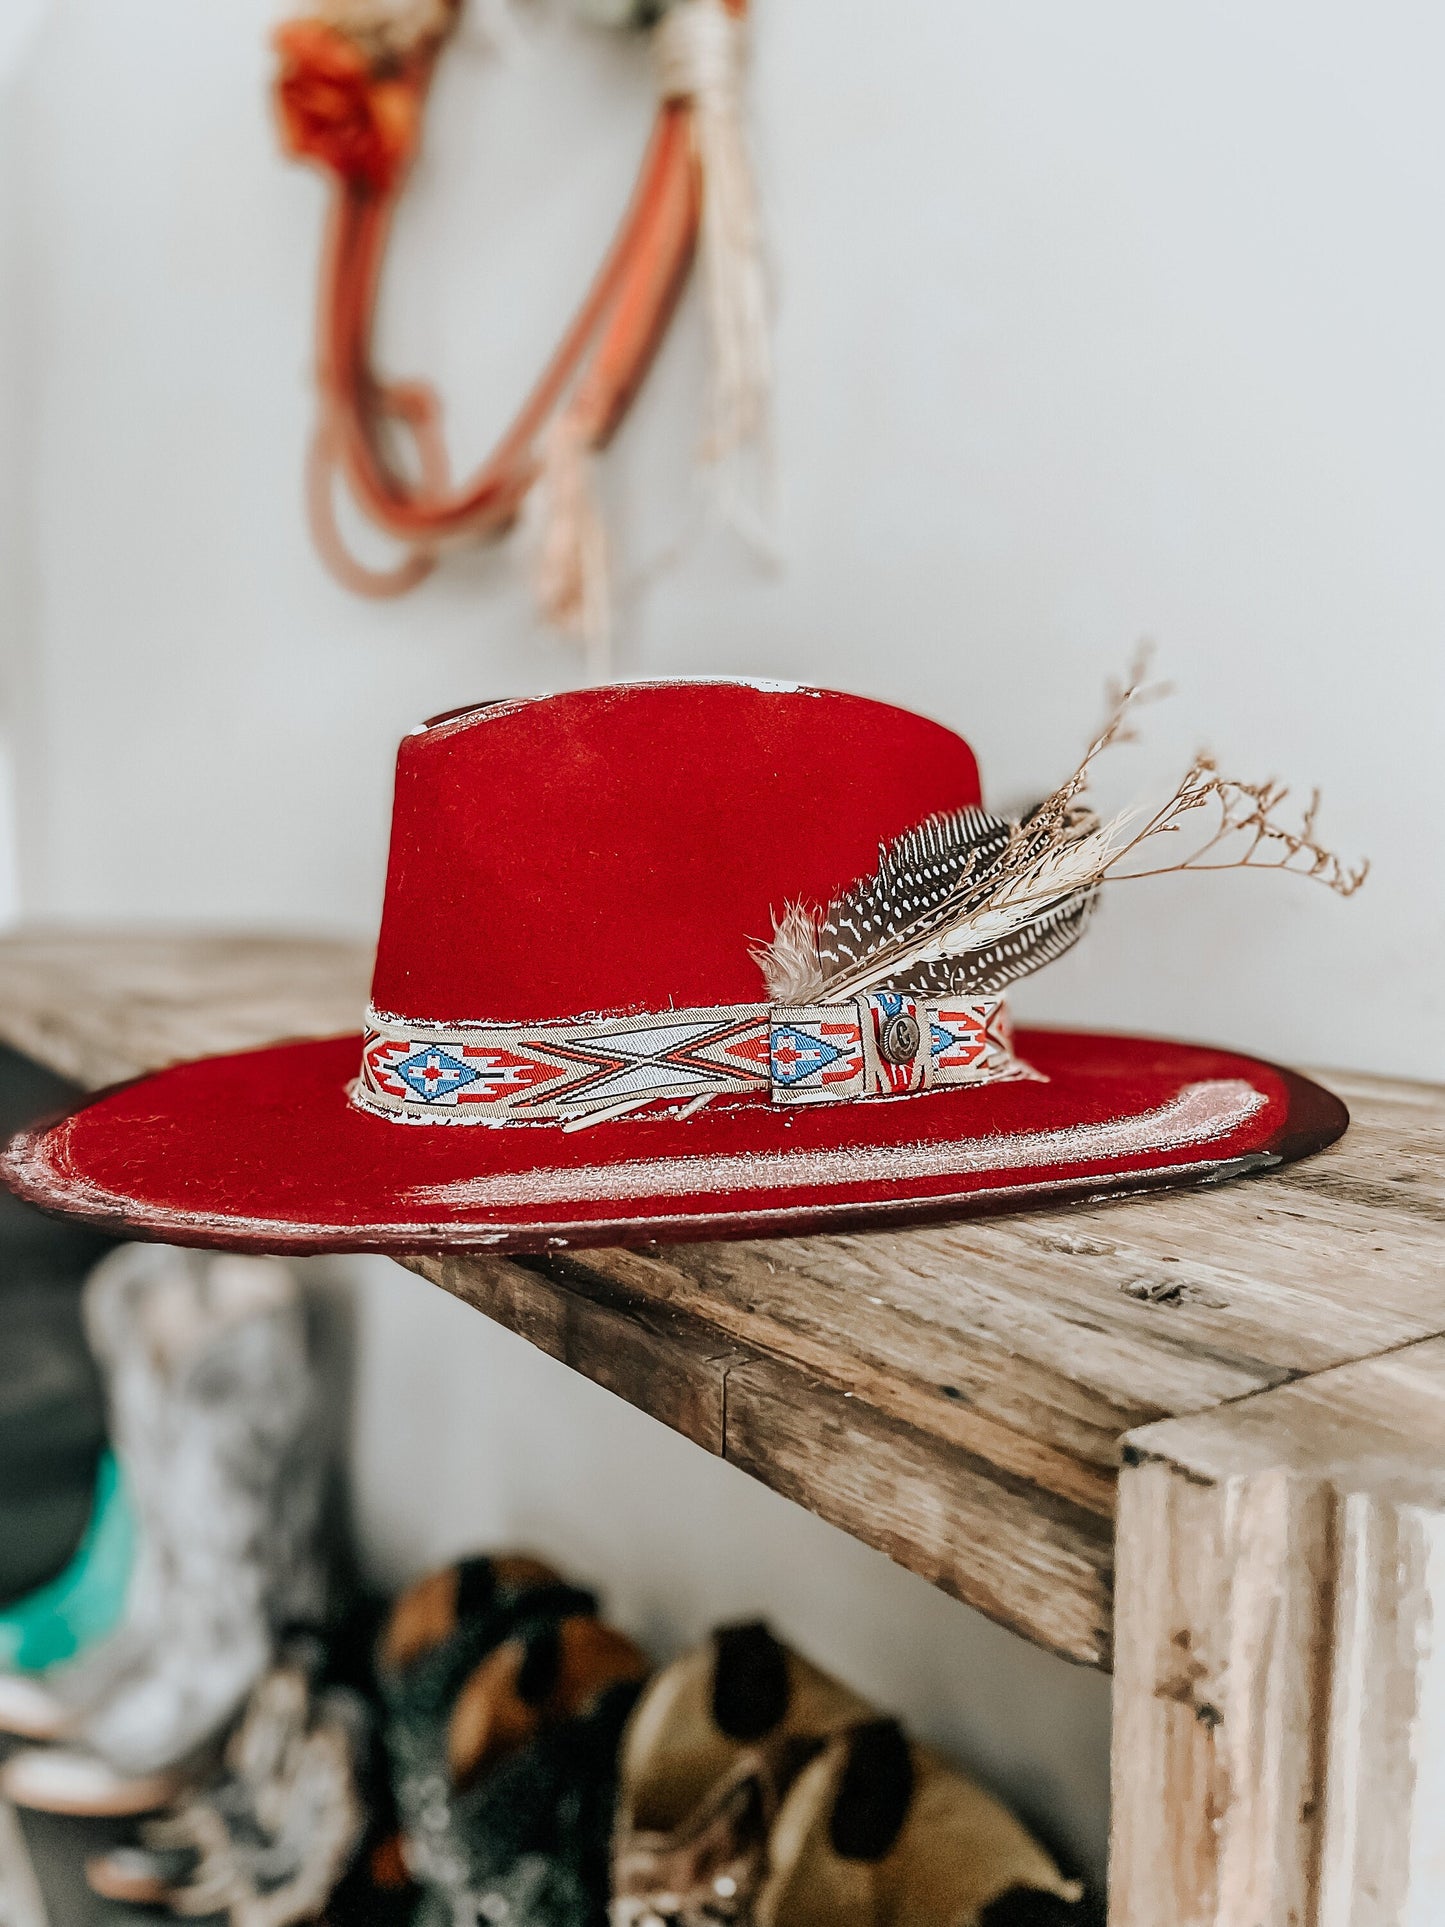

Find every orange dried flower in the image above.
[273,18,422,194]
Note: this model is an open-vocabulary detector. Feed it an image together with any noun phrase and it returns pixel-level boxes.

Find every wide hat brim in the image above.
[0,1029,1344,1255]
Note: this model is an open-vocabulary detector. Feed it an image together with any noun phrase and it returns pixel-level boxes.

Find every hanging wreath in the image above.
[272,0,767,665]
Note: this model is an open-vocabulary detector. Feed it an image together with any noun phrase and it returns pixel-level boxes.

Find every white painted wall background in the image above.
[5,0,1445,1886]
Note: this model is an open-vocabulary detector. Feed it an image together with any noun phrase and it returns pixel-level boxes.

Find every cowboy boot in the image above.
[435,1612,650,1927]
[0,1246,325,1814]
[86,1634,375,1925]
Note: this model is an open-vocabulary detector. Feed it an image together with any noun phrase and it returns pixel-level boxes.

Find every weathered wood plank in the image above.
[409,1251,743,1455]
[1111,1337,1445,1926]
[564,1239,1127,1510]
[534,1117,1445,1513]
[723,1356,1115,1666]
[414,1239,1117,1665]
[394,1074,1445,1677]
[0,929,372,1088]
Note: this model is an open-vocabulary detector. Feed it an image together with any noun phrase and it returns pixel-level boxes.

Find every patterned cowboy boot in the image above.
[376,1552,600,1871]
[432,1613,650,1927]
[0,1246,325,1815]
[85,1632,379,1926]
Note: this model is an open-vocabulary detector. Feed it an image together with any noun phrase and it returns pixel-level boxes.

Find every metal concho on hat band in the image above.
[354,991,1031,1127]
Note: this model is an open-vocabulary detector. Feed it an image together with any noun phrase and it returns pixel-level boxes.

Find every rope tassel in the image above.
[535,414,613,678]
[655,0,770,464]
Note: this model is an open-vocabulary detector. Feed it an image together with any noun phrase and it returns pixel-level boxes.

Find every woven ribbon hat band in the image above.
[356,993,1029,1131]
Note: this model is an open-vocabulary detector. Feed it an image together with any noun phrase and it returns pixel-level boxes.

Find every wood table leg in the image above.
[1110,1337,1445,1925]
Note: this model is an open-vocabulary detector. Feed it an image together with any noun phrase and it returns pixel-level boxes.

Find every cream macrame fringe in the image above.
[535,413,613,679]
[535,0,768,675]
[655,0,770,464]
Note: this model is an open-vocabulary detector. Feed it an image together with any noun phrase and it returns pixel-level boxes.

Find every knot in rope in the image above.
[653,0,745,108]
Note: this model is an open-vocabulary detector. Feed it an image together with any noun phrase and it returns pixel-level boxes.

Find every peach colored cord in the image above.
[275,1,748,623]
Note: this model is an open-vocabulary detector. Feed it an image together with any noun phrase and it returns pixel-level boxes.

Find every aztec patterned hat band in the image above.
[355,993,1028,1131]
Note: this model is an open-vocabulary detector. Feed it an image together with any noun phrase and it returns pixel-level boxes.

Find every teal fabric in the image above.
[0,1450,134,1672]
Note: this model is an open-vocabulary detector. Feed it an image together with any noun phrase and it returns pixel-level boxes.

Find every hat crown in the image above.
[369,681,981,1025]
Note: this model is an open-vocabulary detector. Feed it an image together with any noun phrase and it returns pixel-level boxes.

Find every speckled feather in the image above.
[819,810,1009,977]
[895,889,1097,997]
[813,808,1096,998]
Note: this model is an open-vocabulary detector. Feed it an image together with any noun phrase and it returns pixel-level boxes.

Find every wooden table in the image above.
[1,929,1441,1926]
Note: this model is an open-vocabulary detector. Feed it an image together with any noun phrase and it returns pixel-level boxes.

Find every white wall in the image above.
[6,0,1445,1888]
[0,0,49,925]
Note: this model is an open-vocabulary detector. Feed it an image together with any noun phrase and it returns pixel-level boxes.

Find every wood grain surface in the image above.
[1112,1336,1445,1925]
[0,928,372,1089]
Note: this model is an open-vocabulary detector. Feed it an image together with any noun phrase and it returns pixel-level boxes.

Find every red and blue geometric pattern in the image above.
[930,1007,988,1073]
[362,1036,565,1109]
[395,1047,477,1101]
[356,993,1030,1125]
[931,998,1021,1083]
[768,1009,866,1101]
[770,1026,845,1083]
[358,1007,773,1124]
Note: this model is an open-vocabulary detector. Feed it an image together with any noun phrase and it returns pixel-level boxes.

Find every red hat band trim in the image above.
[355,991,1027,1132]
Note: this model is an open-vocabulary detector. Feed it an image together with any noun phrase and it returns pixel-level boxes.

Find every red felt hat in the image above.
[2,682,1344,1254]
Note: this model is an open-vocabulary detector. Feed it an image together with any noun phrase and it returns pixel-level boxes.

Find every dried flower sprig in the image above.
[1102,761,1368,894]
[752,656,1366,1006]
